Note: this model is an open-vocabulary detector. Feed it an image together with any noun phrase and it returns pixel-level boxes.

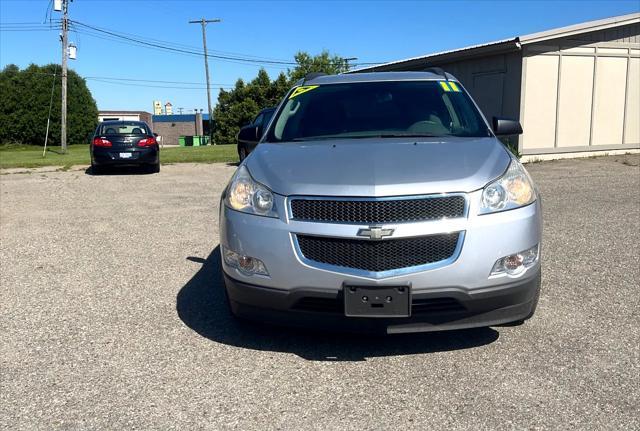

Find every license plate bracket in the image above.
[344,285,411,318]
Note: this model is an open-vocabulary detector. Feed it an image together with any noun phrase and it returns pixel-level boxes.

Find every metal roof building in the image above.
[352,13,640,158]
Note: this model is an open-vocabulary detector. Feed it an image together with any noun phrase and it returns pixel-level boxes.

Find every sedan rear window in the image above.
[266,81,490,142]
[100,123,149,135]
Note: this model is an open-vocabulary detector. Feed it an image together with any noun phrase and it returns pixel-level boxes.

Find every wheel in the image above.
[238,146,247,162]
[91,163,104,175]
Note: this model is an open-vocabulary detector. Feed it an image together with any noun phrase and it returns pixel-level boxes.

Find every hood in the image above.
[245,137,511,197]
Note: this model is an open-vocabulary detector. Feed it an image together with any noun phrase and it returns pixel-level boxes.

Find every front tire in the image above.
[238,146,247,162]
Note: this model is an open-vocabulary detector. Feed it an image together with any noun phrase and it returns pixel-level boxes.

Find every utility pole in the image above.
[344,57,358,72]
[189,18,220,143]
[60,0,70,153]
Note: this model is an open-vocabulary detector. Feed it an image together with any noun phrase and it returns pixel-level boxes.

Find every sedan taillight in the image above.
[93,137,112,147]
[138,137,157,147]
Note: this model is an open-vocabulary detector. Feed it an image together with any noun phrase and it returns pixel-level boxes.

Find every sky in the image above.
[1,0,638,112]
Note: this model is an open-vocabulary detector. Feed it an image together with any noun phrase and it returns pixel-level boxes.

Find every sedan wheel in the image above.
[239,146,247,162]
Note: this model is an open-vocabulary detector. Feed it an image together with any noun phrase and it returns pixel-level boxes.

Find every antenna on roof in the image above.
[424,67,449,81]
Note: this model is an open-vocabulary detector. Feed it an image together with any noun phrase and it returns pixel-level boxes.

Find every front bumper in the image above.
[224,269,540,334]
[219,190,542,333]
[91,146,159,166]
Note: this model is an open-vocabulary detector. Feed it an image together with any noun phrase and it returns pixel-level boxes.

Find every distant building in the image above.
[152,113,209,145]
[153,101,162,115]
[164,102,173,115]
[98,110,153,125]
[352,13,640,158]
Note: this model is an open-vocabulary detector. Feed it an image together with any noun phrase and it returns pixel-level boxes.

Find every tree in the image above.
[287,51,349,82]
[212,51,348,146]
[0,63,98,146]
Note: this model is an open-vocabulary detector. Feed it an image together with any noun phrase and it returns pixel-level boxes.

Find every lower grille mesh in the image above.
[297,233,460,272]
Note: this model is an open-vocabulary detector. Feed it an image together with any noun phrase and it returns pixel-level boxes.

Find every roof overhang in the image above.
[351,39,521,73]
[351,12,640,73]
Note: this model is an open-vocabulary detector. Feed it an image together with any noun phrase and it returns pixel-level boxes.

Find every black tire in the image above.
[238,146,247,162]
[91,164,104,175]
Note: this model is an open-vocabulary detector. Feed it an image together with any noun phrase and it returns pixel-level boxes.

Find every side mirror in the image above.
[493,117,523,136]
[255,125,264,140]
[238,125,259,142]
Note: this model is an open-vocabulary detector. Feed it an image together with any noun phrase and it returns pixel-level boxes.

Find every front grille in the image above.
[297,233,460,273]
[290,195,465,224]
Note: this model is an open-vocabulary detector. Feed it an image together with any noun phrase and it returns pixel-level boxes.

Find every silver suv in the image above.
[219,71,541,334]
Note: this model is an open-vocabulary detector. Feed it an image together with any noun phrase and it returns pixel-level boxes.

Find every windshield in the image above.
[266,81,490,142]
[100,123,149,135]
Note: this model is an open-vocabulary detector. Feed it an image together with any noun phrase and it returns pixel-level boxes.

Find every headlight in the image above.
[480,159,536,214]
[225,165,277,217]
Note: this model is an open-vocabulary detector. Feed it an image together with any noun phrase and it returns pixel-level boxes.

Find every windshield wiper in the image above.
[289,136,341,142]
[370,133,447,138]
[286,133,448,142]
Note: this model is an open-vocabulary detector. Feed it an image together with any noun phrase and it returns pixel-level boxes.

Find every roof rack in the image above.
[424,67,449,81]
[302,72,327,84]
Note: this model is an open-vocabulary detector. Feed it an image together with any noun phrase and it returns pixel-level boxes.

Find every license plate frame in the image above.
[344,285,411,318]
[119,152,132,159]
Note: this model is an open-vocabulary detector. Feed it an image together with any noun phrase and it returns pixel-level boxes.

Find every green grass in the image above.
[0,144,238,169]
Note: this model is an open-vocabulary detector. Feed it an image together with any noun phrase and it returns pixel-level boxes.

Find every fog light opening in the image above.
[504,254,524,273]
[222,246,269,276]
[491,245,539,277]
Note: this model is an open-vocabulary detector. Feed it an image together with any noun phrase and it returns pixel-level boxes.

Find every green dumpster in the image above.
[202,135,210,145]
[193,136,201,147]
[178,136,186,147]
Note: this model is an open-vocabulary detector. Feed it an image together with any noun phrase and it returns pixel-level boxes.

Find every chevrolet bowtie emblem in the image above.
[357,226,395,240]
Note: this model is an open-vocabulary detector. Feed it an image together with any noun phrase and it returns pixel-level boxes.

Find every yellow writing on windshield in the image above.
[289,85,319,99]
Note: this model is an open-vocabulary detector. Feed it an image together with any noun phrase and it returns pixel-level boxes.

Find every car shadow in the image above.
[84,166,156,176]
[176,246,499,361]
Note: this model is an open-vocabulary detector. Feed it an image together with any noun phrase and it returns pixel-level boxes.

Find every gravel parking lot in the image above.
[1,155,639,430]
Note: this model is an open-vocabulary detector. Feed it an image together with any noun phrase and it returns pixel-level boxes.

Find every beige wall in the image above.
[521,55,559,150]
[624,56,640,145]
[520,33,640,154]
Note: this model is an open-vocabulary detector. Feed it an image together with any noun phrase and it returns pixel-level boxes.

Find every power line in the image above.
[0,20,387,68]
[10,70,236,87]
[68,20,292,63]
[86,77,234,90]
[68,25,291,70]
[70,20,299,66]
[84,76,233,86]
